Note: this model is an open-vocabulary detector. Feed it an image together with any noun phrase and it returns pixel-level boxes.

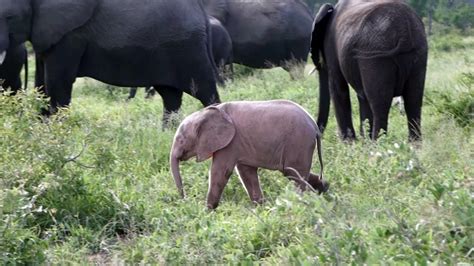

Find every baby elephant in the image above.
[170,100,329,209]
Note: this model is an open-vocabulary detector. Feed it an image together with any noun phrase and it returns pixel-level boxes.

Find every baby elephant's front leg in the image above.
[207,155,236,209]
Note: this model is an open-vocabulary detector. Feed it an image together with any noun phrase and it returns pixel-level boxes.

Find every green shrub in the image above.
[0,90,146,262]
[426,72,474,128]
[429,33,466,52]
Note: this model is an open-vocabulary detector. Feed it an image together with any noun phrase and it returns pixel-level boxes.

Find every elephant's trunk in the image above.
[317,67,330,133]
[170,154,185,198]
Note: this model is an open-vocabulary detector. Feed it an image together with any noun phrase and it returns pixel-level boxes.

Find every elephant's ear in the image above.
[311,3,334,70]
[31,0,97,53]
[196,106,235,162]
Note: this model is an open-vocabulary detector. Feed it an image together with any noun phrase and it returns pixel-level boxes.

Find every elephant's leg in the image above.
[331,70,356,140]
[155,86,183,129]
[2,76,21,94]
[225,64,234,81]
[12,76,22,93]
[188,79,221,107]
[128,87,138,99]
[43,56,81,114]
[144,87,156,99]
[35,54,46,94]
[207,154,236,209]
[42,38,84,114]
[44,68,74,114]
[236,164,264,204]
[282,167,311,191]
[357,95,373,138]
[403,72,425,142]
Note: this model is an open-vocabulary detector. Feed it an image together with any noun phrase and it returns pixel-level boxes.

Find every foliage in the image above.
[429,32,467,52]
[1,35,474,264]
[434,0,474,31]
[427,72,474,128]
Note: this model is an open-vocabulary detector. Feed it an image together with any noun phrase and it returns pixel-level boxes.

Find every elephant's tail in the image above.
[316,67,330,133]
[316,134,324,180]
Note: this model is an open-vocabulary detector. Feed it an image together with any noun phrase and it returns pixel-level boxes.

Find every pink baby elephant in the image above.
[170,100,329,209]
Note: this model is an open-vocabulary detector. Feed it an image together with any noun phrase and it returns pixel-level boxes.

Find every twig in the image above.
[285,167,317,193]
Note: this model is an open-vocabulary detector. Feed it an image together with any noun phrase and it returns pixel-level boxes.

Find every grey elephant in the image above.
[128,15,233,100]
[203,0,313,74]
[170,100,328,209]
[311,0,428,141]
[0,43,27,93]
[1,0,220,121]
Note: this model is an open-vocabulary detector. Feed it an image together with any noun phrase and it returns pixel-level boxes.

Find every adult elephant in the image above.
[311,0,428,141]
[128,15,233,100]
[0,43,27,93]
[1,0,220,121]
[203,0,313,73]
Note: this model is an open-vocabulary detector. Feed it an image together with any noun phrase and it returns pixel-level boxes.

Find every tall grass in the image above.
[1,34,473,264]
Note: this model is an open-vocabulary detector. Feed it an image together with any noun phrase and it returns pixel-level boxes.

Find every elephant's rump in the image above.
[346,2,426,60]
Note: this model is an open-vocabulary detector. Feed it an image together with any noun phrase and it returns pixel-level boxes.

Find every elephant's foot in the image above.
[308,174,329,194]
[251,197,265,205]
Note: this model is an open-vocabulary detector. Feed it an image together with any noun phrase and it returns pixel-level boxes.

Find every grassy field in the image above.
[1,34,473,264]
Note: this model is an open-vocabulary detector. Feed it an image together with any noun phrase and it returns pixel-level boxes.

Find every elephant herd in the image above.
[1,0,428,207]
[0,0,314,118]
[0,0,428,142]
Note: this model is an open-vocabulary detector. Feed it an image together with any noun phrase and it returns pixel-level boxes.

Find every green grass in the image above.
[1,34,473,264]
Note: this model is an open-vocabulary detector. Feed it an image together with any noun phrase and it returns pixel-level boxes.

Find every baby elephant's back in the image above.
[226,100,319,146]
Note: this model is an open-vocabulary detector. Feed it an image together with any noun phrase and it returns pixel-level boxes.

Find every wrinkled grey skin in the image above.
[128,15,233,100]
[0,0,220,119]
[311,0,428,141]
[170,100,329,209]
[0,43,27,92]
[203,0,313,72]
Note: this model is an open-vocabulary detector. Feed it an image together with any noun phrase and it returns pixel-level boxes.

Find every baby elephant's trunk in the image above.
[170,155,185,198]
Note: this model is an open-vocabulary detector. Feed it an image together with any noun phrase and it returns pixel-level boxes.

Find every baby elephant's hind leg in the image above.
[283,168,329,194]
[236,164,264,204]
[308,173,330,194]
[282,167,311,191]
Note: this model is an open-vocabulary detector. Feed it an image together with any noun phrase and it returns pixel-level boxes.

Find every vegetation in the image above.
[1,34,473,264]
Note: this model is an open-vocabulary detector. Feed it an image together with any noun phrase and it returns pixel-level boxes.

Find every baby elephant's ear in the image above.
[196,107,235,162]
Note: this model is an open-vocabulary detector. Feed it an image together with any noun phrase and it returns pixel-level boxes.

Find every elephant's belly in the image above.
[77,44,183,88]
[237,157,282,172]
[233,39,309,68]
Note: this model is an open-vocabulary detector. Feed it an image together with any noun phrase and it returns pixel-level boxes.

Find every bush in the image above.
[429,33,466,52]
[0,90,146,262]
[426,72,474,128]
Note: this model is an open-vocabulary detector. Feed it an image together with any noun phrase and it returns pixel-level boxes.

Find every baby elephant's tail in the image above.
[316,136,324,181]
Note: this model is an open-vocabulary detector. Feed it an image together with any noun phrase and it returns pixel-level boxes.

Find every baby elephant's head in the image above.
[170,106,235,198]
